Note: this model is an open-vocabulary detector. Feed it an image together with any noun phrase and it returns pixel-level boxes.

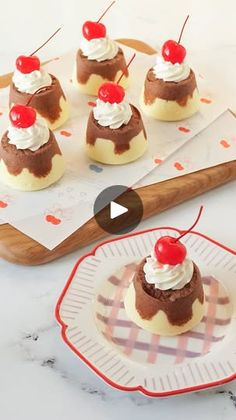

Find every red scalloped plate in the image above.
[56,227,236,397]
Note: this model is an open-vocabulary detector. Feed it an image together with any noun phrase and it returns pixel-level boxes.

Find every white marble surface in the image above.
[1,0,236,418]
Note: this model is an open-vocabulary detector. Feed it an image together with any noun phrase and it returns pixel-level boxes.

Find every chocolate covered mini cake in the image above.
[0,104,65,191]
[86,62,147,165]
[72,2,129,96]
[73,48,128,96]
[124,208,205,336]
[10,74,69,131]
[86,104,147,164]
[140,16,200,121]
[9,33,69,131]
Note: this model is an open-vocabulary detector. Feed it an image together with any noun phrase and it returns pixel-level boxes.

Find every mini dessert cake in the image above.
[0,104,65,191]
[124,210,205,336]
[140,16,200,121]
[9,54,69,131]
[72,2,129,96]
[86,75,147,165]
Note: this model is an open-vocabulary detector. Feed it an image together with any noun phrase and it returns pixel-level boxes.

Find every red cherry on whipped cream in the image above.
[162,40,186,64]
[98,82,125,104]
[154,205,203,266]
[82,1,116,41]
[155,236,187,265]
[16,55,40,74]
[15,28,62,74]
[82,21,106,40]
[161,15,189,64]
[10,104,36,128]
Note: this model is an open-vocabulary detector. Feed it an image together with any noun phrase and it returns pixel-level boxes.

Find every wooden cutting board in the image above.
[0,160,236,265]
[0,39,235,265]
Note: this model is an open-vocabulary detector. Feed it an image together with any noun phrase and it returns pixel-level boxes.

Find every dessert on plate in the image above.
[140,16,200,121]
[72,1,129,96]
[9,29,69,131]
[0,102,65,191]
[86,55,147,165]
[124,207,205,336]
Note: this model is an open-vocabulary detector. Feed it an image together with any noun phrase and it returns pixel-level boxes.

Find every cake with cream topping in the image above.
[72,2,129,96]
[140,16,200,121]
[86,58,147,165]
[0,104,65,191]
[124,208,205,336]
[9,29,69,131]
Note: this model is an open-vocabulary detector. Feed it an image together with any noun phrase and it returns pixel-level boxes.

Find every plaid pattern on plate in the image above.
[96,263,231,365]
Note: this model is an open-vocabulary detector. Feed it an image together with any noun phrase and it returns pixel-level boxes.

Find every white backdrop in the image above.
[1,0,236,73]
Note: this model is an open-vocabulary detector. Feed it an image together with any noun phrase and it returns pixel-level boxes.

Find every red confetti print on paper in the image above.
[174,162,184,171]
[220,139,231,148]
[45,214,61,225]
[60,130,72,137]
[154,158,163,165]
[178,127,190,133]
[88,101,96,107]
[200,98,212,104]
[0,200,8,208]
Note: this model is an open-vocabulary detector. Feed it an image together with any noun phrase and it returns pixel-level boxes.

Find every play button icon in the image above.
[110,201,128,219]
[93,185,143,235]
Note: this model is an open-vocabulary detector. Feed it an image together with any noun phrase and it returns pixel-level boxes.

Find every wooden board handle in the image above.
[0,160,236,266]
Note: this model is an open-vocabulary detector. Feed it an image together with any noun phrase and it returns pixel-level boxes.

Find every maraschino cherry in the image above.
[83,22,106,41]
[82,1,115,41]
[162,15,189,64]
[97,53,136,104]
[16,56,40,74]
[154,206,203,265]
[98,83,125,104]
[9,87,49,128]
[15,27,61,74]
[10,105,36,128]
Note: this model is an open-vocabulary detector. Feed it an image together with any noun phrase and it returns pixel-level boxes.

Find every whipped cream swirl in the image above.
[153,55,190,82]
[8,118,50,152]
[80,37,119,62]
[93,98,132,129]
[12,69,52,94]
[143,252,194,291]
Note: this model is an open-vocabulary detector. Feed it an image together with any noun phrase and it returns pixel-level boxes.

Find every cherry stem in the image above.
[97,1,116,23]
[26,86,50,106]
[177,15,189,44]
[117,53,136,85]
[30,27,62,56]
[174,205,203,242]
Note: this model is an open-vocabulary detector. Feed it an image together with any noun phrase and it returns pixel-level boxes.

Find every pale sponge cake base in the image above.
[0,154,65,191]
[11,97,70,132]
[124,283,205,336]
[140,88,200,121]
[86,130,147,165]
[42,97,69,131]
[72,66,129,96]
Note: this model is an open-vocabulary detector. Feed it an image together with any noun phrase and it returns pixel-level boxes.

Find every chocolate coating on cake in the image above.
[133,259,204,326]
[0,130,62,177]
[143,68,197,106]
[9,75,66,124]
[86,104,147,155]
[76,48,128,84]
